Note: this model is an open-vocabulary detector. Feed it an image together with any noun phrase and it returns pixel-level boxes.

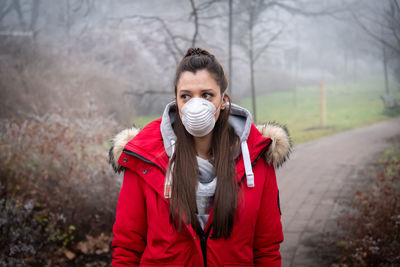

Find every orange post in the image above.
[320,82,326,127]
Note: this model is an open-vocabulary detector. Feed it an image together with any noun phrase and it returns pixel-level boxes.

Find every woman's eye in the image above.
[181,94,190,100]
[203,93,213,99]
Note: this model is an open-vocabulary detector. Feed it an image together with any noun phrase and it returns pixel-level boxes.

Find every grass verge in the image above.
[239,77,400,144]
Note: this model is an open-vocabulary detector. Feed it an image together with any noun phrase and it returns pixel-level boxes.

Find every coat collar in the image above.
[109,120,292,174]
[120,118,169,172]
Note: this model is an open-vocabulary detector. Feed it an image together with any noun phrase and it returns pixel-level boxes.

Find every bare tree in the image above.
[0,0,96,39]
[235,0,345,123]
[0,0,25,27]
[350,0,400,54]
[111,0,220,60]
[189,0,200,46]
[110,15,187,64]
[349,0,400,91]
[61,0,94,38]
[109,0,221,99]
[235,0,285,123]
[30,0,41,37]
[228,0,233,95]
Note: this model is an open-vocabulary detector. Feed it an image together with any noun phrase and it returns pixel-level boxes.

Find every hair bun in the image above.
[185,47,212,58]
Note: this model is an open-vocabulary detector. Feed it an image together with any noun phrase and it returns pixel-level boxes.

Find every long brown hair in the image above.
[169,47,239,239]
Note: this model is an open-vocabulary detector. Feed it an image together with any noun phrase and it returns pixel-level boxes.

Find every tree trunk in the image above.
[249,10,257,123]
[30,0,40,30]
[294,25,299,108]
[13,0,25,29]
[352,48,357,81]
[228,0,233,95]
[250,59,257,123]
[65,0,71,38]
[383,44,390,94]
[189,0,199,47]
[30,0,40,38]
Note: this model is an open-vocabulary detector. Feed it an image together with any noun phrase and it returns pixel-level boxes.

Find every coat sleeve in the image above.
[253,162,284,267]
[112,168,147,266]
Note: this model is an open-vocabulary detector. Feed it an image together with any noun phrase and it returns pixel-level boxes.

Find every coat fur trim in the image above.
[108,127,140,173]
[109,122,291,173]
[256,122,292,168]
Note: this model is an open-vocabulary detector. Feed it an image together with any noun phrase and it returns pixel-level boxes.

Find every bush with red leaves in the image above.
[0,110,121,265]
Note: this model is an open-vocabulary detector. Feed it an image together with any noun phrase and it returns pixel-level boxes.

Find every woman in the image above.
[109,47,291,266]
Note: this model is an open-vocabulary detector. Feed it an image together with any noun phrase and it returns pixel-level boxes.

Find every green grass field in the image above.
[132,77,400,145]
[240,77,400,144]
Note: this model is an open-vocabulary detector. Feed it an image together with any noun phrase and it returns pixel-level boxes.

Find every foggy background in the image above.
[1,0,398,123]
[1,0,399,266]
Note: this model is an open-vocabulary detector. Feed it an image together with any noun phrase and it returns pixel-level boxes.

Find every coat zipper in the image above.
[122,148,166,174]
[200,226,212,267]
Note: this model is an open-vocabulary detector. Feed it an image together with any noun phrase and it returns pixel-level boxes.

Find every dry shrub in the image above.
[0,37,137,123]
[0,196,72,266]
[329,138,400,266]
[0,108,121,265]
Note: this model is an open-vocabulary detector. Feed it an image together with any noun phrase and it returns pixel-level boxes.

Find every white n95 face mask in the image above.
[181,98,218,137]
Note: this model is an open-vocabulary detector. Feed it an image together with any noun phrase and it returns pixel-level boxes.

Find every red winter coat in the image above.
[109,119,291,267]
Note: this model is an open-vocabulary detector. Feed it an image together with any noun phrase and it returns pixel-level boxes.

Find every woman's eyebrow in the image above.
[179,89,216,93]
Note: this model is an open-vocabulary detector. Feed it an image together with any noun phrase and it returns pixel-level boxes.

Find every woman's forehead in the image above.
[177,70,220,92]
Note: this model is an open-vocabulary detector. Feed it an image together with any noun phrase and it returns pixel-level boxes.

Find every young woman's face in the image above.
[176,69,227,120]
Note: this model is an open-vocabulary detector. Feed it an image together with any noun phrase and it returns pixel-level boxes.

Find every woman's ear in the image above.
[221,93,228,110]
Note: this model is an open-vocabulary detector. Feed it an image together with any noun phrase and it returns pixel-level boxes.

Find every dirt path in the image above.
[276,117,400,267]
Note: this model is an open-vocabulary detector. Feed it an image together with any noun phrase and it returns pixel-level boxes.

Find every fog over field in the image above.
[1,0,398,122]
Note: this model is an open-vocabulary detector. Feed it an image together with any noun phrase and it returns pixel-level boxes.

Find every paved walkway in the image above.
[276,117,400,267]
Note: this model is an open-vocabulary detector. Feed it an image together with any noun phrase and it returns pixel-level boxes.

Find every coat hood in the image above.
[160,101,260,193]
[159,101,254,158]
[109,104,292,175]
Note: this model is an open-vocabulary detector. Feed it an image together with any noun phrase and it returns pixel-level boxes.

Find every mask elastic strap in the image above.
[209,92,225,116]
[220,92,225,109]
